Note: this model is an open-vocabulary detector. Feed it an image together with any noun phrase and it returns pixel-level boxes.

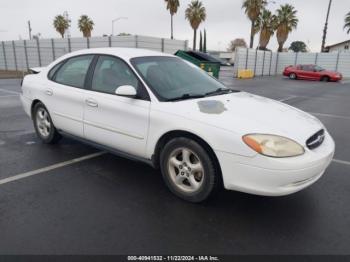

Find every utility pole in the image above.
[321,0,333,52]
[28,21,32,40]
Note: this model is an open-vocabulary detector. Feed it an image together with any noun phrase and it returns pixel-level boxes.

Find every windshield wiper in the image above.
[166,93,205,102]
[204,88,238,97]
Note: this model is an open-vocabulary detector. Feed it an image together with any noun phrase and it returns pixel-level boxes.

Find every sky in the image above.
[0,0,349,52]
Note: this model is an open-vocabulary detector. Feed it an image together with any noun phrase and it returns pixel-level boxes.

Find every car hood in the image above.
[157,92,323,144]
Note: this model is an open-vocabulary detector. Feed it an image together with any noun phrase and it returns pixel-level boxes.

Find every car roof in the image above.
[62,48,174,61]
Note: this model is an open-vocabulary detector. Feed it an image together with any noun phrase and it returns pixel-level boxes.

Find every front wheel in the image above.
[289,73,297,80]
[321,76,329,82]
[33,102,61,144]
[160,137,220,203]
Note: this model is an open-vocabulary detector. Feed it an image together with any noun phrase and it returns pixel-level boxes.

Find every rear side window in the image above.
[48,62,63,80]
[54,55,94,88]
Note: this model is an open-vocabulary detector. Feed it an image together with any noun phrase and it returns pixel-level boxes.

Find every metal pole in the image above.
[253,49,258,76]
[51,38,56,60]
[335,52,340,71]
[275,52,279,75]
[161,38,165,53]
[1,41,8,70]
[87,37,90,49]
[321,0,333,52]
[268,52,273,76]
[108,36,112,47]
[23,40,29,71]
[315,53,319,65]
[245,48,249,69]
[135,35,138,48]
[36,37,42,67]
[12,41,18,71]
[261,51,266,76]
[67,38,72,53]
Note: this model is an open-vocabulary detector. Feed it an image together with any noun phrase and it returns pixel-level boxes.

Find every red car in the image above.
[283,64,342,82]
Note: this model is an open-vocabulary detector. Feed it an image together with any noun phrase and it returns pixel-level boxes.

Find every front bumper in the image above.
[215,131,335,196]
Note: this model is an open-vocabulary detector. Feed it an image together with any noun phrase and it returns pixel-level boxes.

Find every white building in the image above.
[326,40,350,52]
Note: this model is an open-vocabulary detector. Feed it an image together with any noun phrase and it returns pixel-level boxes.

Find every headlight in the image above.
[242,134,305,158]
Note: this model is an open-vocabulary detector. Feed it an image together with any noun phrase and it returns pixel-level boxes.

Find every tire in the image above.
[33,102,61,144]
[289,73,297,80]
[160,137,220,203]
[321,76,329,82]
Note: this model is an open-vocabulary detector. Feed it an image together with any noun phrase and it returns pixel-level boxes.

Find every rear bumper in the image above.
[215,132,335,196]
[20,94,32,118]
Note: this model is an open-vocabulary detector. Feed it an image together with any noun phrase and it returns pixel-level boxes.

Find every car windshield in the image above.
[130,56,239,101]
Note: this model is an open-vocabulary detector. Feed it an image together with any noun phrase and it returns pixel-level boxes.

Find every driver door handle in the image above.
[85,98,98,108]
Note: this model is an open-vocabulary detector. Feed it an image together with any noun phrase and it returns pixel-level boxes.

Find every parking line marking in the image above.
[278,96,298,102]
[332,159,350,166]
[0,151,106,186]
[310,112,350,121]
[0,88,20,95]
[0,94,19,98]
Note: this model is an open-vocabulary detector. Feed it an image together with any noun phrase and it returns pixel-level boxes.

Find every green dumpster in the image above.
[175,50,221,79]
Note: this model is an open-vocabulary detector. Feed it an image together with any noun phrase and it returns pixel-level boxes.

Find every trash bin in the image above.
[175,50,221,79]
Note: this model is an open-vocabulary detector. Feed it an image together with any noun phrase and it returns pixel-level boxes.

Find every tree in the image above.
[53,15,70,38]
[164,0,180,39]
[258,9,277,50]
[242,0,267,48]
[185,0,206,51]
[275,4,298,52]
[227,38,247,52]
[289,41,308,52]
[345,11,350,34]
[78,15,94,38]
[199,31,203,51]
[203,29,207,52]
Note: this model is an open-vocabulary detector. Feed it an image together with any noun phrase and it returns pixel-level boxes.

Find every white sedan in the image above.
[20,48,335,202]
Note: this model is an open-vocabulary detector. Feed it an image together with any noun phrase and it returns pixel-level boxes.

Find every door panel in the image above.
[83,91,150,157]
[45,81,86,137]
[83,55,151,158]
[45,55,94,137]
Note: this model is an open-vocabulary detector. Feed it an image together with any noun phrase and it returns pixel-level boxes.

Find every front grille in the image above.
[306,129,325,150]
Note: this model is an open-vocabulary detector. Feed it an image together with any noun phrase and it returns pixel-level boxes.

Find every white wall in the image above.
[328,42,350,53]
[234,48,350,78]
[0,35,188,71]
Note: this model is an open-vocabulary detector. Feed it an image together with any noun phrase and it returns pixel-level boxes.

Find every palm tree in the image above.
[242,0,267,48]
[258,9,277,50]
[53,15,70,38]
[344,11,350,34]
[185,0,206,51]
[78,15,94,38]
[275,4,298,52]
[164,0,180,39]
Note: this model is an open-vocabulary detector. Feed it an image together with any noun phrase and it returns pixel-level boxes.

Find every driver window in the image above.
[91,55,141,95]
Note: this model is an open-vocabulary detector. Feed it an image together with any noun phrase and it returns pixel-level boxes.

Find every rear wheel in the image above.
[33,102,61,144]
[321,76,329,82]
[289,73,297,80]
[160,137,220,203]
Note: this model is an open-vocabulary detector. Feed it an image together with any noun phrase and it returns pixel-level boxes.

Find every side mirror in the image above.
[115,85,137,97]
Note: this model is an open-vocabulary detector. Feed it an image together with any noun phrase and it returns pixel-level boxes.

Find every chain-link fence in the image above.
[0,35,188,71]
[233,48,350,78]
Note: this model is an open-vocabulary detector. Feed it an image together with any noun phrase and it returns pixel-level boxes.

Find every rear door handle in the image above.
[85,98,98,108]
[45,89,53,96]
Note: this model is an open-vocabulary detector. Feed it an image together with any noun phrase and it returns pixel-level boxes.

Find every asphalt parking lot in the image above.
[0,69,350,255]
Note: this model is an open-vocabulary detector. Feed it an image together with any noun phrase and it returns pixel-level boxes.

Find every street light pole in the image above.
[28,21,32,40]
[111,17,128,36]
[321,0,333,52]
